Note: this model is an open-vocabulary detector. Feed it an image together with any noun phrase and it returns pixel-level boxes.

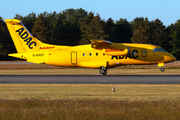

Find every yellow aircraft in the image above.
[5,19,176,75]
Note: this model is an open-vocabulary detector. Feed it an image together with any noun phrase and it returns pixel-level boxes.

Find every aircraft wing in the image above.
[91,39,129,56]
[91,39,112,48]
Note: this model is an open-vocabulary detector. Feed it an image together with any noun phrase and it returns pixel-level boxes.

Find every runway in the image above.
[0,75,180,84]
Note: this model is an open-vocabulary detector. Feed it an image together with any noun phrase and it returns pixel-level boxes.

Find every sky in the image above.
[1,0,180,26]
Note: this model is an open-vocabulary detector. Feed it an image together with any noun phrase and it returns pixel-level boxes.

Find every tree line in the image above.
[0,8,180,60]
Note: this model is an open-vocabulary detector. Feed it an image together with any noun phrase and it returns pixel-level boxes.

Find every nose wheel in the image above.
[99,67,107,75]
[160,67,165,72]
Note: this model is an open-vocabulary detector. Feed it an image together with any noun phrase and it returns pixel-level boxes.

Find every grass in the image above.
[0,84,180,119]
[0,98,180,120]
[0,84,180,100]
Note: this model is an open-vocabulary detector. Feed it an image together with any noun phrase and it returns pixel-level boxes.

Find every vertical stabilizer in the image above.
[5,19,40,53]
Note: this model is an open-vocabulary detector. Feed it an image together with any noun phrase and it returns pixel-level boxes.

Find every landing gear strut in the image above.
[158,63,165,72]
[160,67,165,72]
[99,66,107,75]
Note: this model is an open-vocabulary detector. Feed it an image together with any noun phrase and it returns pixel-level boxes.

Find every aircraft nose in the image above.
[164,54,177,62]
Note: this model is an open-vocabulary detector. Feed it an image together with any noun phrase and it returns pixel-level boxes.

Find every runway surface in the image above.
[0,75,180,84]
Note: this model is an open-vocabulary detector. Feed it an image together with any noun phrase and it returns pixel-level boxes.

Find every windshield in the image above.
[153,48,166,52]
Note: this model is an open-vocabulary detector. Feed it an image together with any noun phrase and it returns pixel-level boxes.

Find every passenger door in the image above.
[71,51,77,65]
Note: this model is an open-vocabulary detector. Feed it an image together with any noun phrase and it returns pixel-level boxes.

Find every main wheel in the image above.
[99,66,107,75]
[103,70,107,75]
[160,67,165,72]
[100,69,105,74]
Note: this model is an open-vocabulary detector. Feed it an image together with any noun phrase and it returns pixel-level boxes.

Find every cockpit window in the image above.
[153,48,166,52]
[153,48,158,52]
[159,48,166,52]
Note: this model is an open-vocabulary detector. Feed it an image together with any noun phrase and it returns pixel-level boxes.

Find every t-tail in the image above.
[5,19,60,63]
[5,19,45,53]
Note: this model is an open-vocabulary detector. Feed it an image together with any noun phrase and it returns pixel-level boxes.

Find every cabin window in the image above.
[143,51,146,54]
[89,53,92,56]
[96,53,98,56]
[83,53,85,56]
[132,51,136,56]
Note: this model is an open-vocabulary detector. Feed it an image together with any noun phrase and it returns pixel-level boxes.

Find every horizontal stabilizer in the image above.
[8,53,27,59]
[8,53,45,64]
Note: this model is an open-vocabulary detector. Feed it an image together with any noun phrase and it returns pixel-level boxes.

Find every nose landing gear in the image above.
[158,63,165,72]
[99,66,107,75]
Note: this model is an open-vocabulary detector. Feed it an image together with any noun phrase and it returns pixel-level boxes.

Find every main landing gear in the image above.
[99,66,107,75]
[160,67,165,72]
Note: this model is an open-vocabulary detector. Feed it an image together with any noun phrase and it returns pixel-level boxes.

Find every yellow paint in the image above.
[5,19,177,74]
[158,63,164,67]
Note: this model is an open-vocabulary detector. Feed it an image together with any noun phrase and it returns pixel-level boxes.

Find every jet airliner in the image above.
[5,19,176,75]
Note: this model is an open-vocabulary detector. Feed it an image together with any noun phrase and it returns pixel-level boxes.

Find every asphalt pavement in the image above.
[0,75,180,84]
